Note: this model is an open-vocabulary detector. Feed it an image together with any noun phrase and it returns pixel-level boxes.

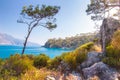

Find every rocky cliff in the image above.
[100,18,120,53]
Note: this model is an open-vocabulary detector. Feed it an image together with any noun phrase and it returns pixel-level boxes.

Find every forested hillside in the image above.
[44,32,98,49]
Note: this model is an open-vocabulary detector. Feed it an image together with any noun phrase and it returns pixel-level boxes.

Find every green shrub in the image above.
[63,52,77,70]
[2,54,34,76]
[74,42,95,64]
[75,50,87,65]
[103,45,120,69]
[33,54,50,68]
[0,59,4,70]
[103,30,120,69]
[47,52,70,70]
[49,42,95,70]
[0,69,18,80]
[26,54,35,60]
[111,30,120,50]
[47,56,62,69]
[102,57,120,69]
[106,45,120,58]
[78,42,94,51]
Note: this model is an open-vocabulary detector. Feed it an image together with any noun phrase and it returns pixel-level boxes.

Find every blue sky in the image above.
[0,0,95,44]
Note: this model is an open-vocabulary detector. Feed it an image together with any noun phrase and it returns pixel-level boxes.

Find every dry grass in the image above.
[21,68,59,80]
[89,76,100,80]
[93,45,101,52]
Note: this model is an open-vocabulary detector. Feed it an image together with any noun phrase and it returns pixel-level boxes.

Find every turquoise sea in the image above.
[0,45,72,58]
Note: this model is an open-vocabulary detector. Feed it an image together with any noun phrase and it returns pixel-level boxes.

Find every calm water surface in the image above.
[0,45,72,58]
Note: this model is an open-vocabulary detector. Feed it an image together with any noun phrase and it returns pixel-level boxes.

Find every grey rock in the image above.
[81,52,103,68]
[58,61,71,75]
[82,62,119,80]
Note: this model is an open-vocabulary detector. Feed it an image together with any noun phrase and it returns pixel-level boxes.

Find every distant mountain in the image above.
[0,33,40,46]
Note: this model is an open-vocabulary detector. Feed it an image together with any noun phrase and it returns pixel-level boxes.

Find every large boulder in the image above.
[81,52,103,68]
[100,18,120,52]
[82,62,120,80]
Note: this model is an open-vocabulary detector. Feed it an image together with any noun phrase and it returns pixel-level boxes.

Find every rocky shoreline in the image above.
[46,52,120,80]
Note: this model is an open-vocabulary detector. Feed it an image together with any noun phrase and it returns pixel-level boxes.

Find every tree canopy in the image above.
[18,5,60,55]
[86,0,120,21]
[18,5,60,31]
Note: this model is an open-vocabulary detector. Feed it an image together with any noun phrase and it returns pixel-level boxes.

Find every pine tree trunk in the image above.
[21,22,38,55]
[21,30,31,55]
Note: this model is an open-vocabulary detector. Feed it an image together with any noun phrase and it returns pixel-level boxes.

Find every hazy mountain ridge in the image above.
[0,33,40,46]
